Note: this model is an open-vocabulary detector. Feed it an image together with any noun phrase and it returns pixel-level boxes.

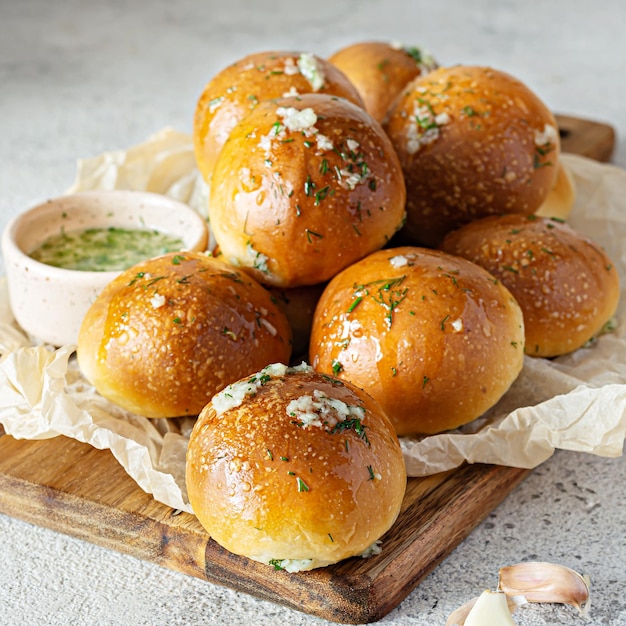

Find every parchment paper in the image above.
[1,128,625,512]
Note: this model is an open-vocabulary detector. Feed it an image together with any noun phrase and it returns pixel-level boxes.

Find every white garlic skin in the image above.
[464,590,516,626]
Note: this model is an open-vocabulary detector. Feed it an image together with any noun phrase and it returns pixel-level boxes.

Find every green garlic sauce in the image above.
[29,226,185,271]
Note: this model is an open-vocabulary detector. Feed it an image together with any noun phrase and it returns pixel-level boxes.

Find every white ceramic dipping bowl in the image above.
[1,190,209,347]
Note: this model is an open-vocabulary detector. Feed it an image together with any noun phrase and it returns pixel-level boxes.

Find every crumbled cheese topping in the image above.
[534,124,558,147]
[346,138,360,152]
[291,361,314,374]
[316,133,334,151]
[390,42,437,73]
[282,86,300,98]
[297,52,325,91]
[338,169,364,190]
[211,362,313,416]
[259,106,335,155]
[406,103,451,154]
[451,318,464,332]
[389,254,409,268]
[334,138,372,190]
[150,293,166,309]
[208,95,224,113]
[276,106,318,132]
[286,389,366,429]
[212,363,288,415]
[360,540,383,558]
[259,123,281,153]
[283,56,299,76]
[246,242,270,274]
[269,558,314,573]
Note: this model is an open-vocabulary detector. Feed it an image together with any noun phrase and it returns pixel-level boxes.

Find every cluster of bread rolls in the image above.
[76,40,620,572]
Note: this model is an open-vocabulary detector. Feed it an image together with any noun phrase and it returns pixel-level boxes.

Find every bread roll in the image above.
[384,65,561,247]
[328,41,437,123]
[77,252,292,418]
[186,362,406,571]
[441,214,620,357]
[209,93,407,288]
[193,50,364,183]
[268,283,326,357]
[309,247,525,435]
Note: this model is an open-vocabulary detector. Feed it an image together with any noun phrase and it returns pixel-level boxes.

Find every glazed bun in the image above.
[328,41,437,123]
[384,65,561,247]
[77,252,292,418]
[193,50,364,182]
[441,214,620,357]
[310,247,525,435]
[186,363,406,571]
[268,283,326,357]
[209,93,407,288]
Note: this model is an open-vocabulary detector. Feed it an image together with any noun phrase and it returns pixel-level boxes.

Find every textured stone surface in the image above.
[1,1,625,624]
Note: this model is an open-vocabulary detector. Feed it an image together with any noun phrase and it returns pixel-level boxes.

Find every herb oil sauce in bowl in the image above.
[30,225,185,272]
[2,190,209,345]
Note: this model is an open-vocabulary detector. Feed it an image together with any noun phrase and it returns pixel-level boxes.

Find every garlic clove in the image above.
[463,590,517,625]
[498,561,591,616]
[447,592,525,626]
[446,593,527,626]
[446,596,477,626]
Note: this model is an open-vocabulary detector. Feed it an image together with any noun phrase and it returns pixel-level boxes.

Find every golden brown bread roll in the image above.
[209,93,407,288]
[193,50,364,182]
[384,65,561,247]
[268,283,326,357]
[309,246,525,435]
[440,214,620,357]
[328,41,437,123]
[186,362,406,571]
[77,252,292,418]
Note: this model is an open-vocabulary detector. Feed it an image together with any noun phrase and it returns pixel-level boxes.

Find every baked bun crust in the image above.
[209,93,407,288]
[309,247,525,435]
[268,283,326,357]
[384,65,561,247]
[193,50,364,182]
[77,252,292,418]
[441,214,620,357]
[328,41,437,123]
[186,363,406,571]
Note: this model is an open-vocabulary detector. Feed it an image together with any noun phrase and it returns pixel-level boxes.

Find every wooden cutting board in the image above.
[0,114,616,624]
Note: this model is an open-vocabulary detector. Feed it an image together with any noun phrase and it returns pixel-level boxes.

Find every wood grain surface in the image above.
[0,114,616,624]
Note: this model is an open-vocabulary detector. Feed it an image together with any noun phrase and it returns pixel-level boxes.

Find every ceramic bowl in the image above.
[1,190,209,346]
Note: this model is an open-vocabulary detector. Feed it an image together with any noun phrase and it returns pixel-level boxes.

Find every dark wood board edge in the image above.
[556,113,616,162]
[0,433,528,624]
[0,450,208,582]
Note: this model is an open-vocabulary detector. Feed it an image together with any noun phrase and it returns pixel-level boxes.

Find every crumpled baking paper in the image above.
[1,128,625,512]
